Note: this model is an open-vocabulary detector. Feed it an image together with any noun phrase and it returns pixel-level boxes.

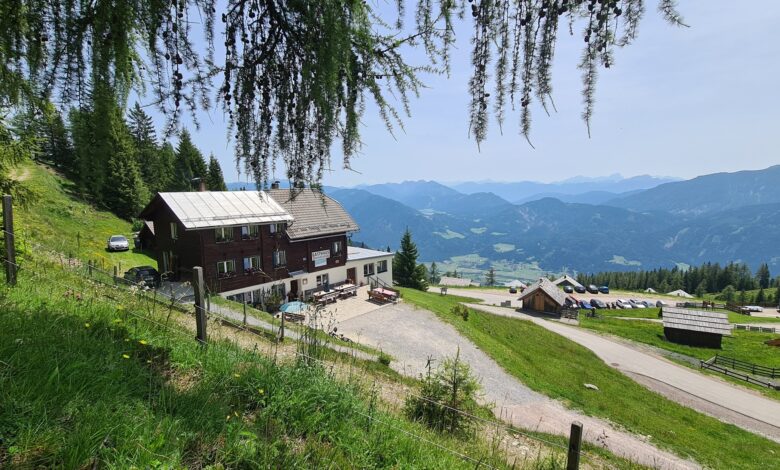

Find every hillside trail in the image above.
[440,287,780,443]
[338,302,699,469]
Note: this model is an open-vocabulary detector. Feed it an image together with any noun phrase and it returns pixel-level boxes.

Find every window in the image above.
[241,225,260,239]
[363,263,375,277]
[332,240,343,256]
[269,223,286,234]
[272,250,287,268]
[170,222,178,240]
[270,283,286,299]
[215,227,233,243]
[217,259,236,278]
[377,260,388,273]
[243,256,261,273]
[316,273,329,287]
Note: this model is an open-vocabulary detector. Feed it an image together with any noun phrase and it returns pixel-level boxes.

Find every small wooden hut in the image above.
[662,307,731,348]
[519,278,573,315]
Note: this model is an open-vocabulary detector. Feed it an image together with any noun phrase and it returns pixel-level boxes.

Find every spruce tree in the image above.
[206,154,228,191]
[127,103,169,193]
[393,229,427,290]
[172,130,207,190]
[102,105,150,219]
[757,263,771,289]
[429,262,441,285]
[485,267,496,287]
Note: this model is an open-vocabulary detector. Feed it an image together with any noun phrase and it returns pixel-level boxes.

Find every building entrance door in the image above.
[347,267,356,284]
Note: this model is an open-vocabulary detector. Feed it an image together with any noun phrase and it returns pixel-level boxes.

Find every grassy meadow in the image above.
[400,287,780,470]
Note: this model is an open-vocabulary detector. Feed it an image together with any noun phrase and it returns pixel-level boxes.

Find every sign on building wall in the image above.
[312,249,330,268]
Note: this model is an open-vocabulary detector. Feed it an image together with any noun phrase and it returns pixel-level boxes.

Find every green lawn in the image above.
[400,287,780,470]
[14,162,156,272]
[580,316,780,368]
[599,307,661,319]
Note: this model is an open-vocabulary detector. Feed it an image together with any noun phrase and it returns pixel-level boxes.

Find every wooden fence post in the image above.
[88,260,93,277]
[567,421,583,470]
[193,266,207,344]
[242,292,247,326]
[3,195,16,286]
[113,266,118,284]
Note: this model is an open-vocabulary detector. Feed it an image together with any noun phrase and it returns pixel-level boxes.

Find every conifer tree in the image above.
[757,263,771,289]
[127,103,170,194]
[485,267,496,287]
[429,262,441,285]
[393,229,427,290]
[206,154,228,191]
[172,130,207,190]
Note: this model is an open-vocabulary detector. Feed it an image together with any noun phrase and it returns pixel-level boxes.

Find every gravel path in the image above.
[338,302,699,469]
[461,301,780,443]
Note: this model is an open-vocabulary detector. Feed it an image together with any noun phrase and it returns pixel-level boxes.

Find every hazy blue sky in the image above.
[144,1,780,186]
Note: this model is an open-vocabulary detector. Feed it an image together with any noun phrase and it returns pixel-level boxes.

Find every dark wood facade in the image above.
[522,289,564,314]
[664,327,723,348]
[145,203,348,294]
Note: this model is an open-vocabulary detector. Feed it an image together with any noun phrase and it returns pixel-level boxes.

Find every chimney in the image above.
[271,181,280,189]
[191,177,206,192]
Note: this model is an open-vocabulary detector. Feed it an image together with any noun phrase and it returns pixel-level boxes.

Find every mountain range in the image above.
[229,166,780,280]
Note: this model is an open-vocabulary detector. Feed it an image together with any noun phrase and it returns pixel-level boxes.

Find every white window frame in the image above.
[272,250,287,268]
[217,259,236,277]
[363,263,375,277]
[170,222,178,240]
[332,240,343,256]
[241,225,260,239]
[243,255,261,272]
[377,260,388,273]
[316,273,329,287]
[215,226,233,243]
[269,223,285,234]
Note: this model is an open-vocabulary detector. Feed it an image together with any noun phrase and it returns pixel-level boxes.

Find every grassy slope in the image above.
[399,288,780,470]
[15,162,156,270]
[0,265,523,468]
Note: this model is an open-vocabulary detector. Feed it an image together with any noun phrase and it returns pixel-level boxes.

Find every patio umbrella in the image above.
[279,301,307,314]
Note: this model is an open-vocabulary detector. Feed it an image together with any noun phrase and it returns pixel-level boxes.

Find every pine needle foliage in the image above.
[1,0,686,189]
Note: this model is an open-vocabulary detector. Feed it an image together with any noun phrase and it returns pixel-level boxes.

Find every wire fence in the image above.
[1,226,589,468]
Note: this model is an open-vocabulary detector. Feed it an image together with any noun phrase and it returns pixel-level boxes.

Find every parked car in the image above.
[107,235,130,251]
[574,285,587,294]
[587,284,599,294]
[578,300,595,310]
[656,300,668,308]
[590,298,607,309]
[124,266,160,287]
[640,300,653,308]
[616,299,631,309]
[563,285,574,294]
[508,287,518,294]
[745,305,764,313]
[598,286,610,294]
[629,299,643,309]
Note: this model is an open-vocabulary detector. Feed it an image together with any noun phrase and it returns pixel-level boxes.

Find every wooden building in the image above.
[662,307,731,348]
[138,186,393,304]
[519,278,574,314]
[552,274,584,290]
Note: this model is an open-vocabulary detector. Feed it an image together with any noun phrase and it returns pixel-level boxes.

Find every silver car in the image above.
[107,235,130,251]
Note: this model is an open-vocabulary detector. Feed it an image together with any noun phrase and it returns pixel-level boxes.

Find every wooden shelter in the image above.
[519,278,573,315]
[662,307,731,348]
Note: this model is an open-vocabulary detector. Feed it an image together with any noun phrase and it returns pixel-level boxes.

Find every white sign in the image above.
[312,250,330,260]
[314,258,327,268]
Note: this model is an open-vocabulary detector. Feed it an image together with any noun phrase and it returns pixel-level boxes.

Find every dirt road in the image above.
[338,302,699,469]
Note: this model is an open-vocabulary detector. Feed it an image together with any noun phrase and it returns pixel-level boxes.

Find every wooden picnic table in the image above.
[335,283,358,298]
[312,290,338,305]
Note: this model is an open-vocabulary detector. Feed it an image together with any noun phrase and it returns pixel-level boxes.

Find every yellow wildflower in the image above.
[122,354,130,359]
[139,340,148,345]
[258,388,264,395]
[233,373,241,378]
[84,323,91,328]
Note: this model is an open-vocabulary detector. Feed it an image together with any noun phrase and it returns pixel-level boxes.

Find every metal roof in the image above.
[268,188,359,240]
[520,277,571,306]
[662,307,732,336]
[157,191,293,230]
[347,246,393,262]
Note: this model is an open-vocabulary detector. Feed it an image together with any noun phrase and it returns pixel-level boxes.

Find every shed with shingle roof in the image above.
[552,274,584,289]
[662,307,731,348]
[519,278,573,314]
[268,188,359,240]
